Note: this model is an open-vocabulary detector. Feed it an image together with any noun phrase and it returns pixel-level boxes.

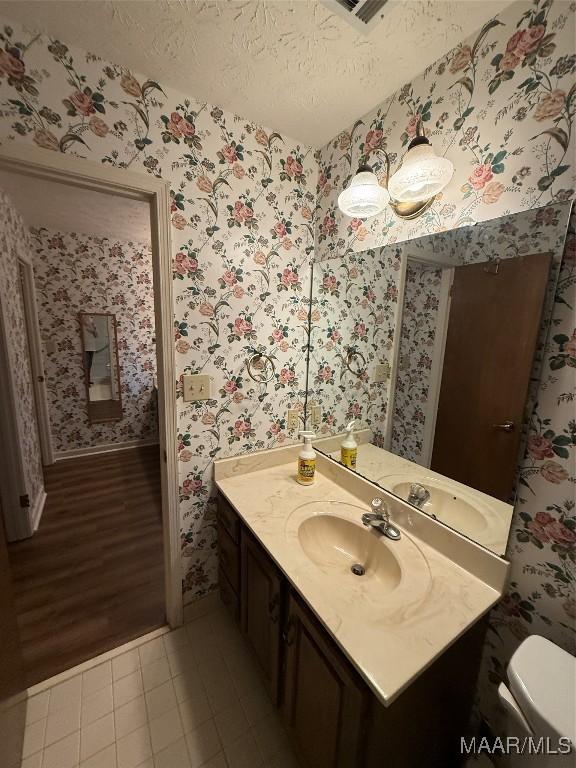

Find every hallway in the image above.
[8,446,165,688]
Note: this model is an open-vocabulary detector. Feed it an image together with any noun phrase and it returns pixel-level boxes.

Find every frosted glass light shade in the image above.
[388,142,454,203]
[338,170,390,219]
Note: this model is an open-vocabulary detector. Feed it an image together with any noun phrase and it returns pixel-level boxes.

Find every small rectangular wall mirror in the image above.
[79,312,122,423]
[307,201,572,556]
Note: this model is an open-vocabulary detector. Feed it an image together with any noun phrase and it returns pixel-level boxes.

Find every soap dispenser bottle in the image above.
[341,421,358,469]
[297,431,316,486]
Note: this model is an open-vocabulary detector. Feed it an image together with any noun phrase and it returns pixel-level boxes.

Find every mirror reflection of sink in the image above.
[298,514,402,592]
[390,479,488,537]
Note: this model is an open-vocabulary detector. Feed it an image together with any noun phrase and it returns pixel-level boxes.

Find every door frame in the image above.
[420,266,453,467]
[17,254,55,466]
[0,142,183,628]
[0,291,31,540]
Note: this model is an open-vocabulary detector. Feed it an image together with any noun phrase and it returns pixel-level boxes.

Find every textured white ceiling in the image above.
[0,0,514,146]
[0,170,151,243]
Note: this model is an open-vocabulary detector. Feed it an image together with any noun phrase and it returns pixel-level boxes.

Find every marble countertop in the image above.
[216,449,505,706]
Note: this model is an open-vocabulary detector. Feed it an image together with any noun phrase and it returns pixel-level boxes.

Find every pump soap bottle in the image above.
[341,421,358,469]
[297,431,316,486]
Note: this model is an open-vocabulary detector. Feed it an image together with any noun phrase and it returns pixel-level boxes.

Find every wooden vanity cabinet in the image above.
[282,591,367,768]
[240,528,283,704]
[216,495,240,621]
[216,492,485,768]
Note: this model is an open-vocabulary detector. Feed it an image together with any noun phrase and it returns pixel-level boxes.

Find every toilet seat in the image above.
[507,635,576,747]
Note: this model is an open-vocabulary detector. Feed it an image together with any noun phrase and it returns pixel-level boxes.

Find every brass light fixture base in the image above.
[361,122,441,220]
[389,195,436,220]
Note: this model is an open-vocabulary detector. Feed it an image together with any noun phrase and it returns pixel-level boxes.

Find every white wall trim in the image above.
[56,438,160,461]
[30,489,46,532]
[17,256,55,466]
[0,244,33,541]
[421,267,453,467]
[0,142,183,628]
[383,252,408,450]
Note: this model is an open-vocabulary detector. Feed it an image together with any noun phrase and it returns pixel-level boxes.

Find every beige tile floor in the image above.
[18,604,301,768]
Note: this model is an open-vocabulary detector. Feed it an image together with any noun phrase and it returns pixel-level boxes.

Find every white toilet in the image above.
[497,635,575,767]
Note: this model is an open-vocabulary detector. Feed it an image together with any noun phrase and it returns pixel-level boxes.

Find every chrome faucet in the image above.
[362,498,401,541]
[407,483,430,508]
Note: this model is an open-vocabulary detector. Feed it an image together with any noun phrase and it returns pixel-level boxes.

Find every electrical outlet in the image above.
[373,362,390,383]
[287,408,300,432]
[310,403,322,428]
[182,373,212,401]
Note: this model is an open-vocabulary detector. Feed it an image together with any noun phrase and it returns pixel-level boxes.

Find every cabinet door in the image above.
[240,528,283,703]
[282,593,366,768]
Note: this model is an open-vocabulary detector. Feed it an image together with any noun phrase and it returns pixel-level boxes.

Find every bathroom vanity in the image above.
[215,446,508,768]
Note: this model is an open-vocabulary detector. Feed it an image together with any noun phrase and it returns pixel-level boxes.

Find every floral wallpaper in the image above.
[307,244,400,438]
[390,262,443,463]
[0,189,44,523]
[478,207,575,732]
[315,0,575,258]
[0,14,315,600]
[31,228,158,454]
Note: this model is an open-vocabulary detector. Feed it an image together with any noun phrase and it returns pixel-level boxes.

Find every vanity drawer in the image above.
[217,521,240,593]
[217,495,240,543]
[218,567,239,622]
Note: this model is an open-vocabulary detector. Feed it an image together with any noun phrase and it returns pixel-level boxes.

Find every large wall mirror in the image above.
[79,312,123,423]
[307,202,572,556]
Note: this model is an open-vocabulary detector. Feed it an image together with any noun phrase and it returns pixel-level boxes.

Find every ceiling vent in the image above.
[321,0,395,34]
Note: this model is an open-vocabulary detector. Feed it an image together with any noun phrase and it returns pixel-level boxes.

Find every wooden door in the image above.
[431,253,552,500]
[240,528,283,703]
[0,502,26,767]
[282,592,366,768]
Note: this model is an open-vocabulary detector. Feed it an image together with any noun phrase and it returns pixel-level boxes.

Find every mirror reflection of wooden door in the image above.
[431,253,552,501]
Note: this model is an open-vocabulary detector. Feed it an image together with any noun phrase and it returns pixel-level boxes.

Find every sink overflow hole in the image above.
[351,564,366,576]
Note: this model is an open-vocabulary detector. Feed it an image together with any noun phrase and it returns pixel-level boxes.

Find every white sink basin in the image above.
[390,478,488,538]
[298,514,402,592]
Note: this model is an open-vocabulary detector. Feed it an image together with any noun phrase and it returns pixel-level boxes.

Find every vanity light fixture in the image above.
[337,165,390,219]
[337,119,454,221]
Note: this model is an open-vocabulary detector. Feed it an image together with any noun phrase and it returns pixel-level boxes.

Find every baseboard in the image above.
[55,438,159,461]
[31,488,46,531]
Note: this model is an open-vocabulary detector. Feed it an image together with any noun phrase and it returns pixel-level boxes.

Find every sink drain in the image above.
[351,563,366,576]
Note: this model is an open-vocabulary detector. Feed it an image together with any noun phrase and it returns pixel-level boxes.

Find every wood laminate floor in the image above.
[8,445,165,688]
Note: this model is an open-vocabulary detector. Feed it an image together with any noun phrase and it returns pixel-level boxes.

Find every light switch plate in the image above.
[183,373,212,401]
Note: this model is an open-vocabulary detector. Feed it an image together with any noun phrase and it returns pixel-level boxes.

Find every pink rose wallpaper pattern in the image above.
[31,229,158,454]
[391,262,443,463]
[0,190,44,517]
[307,244,401,439]
[315,0,575,258]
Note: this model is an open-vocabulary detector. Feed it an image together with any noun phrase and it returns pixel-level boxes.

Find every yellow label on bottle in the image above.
[341,447,357,469]
[298,458,316,484]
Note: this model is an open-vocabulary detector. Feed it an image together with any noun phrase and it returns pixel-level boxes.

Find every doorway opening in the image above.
[0,145,181,687]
